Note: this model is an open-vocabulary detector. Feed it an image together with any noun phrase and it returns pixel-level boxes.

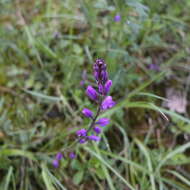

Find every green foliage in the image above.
[0,0,190,189]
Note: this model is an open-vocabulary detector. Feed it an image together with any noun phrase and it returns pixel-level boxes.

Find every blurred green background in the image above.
[0,0,190,189]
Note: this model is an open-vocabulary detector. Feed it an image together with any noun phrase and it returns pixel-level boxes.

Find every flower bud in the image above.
[52,159,59,168]
[76,129,87,137]
[101,96,115,110]
[93,126,101,134]
[82,108,93,118]
[86,86,98,101]
[55,152,63,161]
[88,135,100,141]
[96,118,110,127]
[69,152,76,159]
[104,80,112,94]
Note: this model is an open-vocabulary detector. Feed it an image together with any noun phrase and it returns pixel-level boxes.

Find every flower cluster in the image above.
[52,152,63,168]
[52,59,115,167]
[76,58,116,144]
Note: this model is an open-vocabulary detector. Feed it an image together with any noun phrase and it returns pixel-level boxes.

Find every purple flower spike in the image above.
[104,80,112,94]
[52,159,59,168]
[82,108,93,118]
[56,152,63,161]
[79,138,87,144]
[97,118,110,127]
[88,135,101,142]
[86,86,98,101]
[76,129,87,137]
[101,96,116,110]
[114,14,121,22]
[93,126,101,134]
[69,152,76,159]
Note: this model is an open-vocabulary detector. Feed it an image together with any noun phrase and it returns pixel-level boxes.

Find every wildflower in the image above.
[104,80,112,94]
[93,59,108,84]
[82,108,93,118]
[88,135,101,141]
[96,118,110,127]
[149,64,160,71]
[114,14,121,22]
[76,129,87,137]
[98,84,104,94]
[69,152,76,159]
[79,138,87,144]
[86,86,98,101]
[101,96,116,110]
[55,152,63,161]
[93,126,101,134]
[52,159,59,168]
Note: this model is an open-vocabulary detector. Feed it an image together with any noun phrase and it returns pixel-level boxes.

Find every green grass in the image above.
[0,0,190,189]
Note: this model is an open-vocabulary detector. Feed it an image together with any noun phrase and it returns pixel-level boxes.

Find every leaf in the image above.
[3,166,13,190]
[42,164,56,190]
[23,89,61,102]
[0,149,36,161]
[135,139,156,190]
[156,142,190,173]
[73,170,84,185]
[84,147,136,190]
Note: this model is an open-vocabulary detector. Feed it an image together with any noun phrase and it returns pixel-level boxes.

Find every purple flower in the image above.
[76,129,87,137]
[148,64,160,71]
[69,152,76,159]
[98,84,104,94]
[93,126,101,134]
[101,71,108,83]
[96,118,110,127]
[55,152,63,161]
[86,86,98,101]
[80,80,85,86]
[82,108,93,118]
[93,59,108,84]
[104,80,112,94]
[52,159,59,168]
[88,135,101,142]
[101,96,116,110]
[79,138,87,144]
[114,14,121,22]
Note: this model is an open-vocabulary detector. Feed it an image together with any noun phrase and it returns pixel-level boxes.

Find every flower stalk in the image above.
[53,58,116,166]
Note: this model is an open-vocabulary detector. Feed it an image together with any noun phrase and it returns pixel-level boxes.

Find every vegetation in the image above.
[0,0,190,189]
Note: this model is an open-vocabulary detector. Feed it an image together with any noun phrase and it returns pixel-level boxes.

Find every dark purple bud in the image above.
[101,96,116,110]
[94,71,99,81]
[52,159,59,168]
[88,135,101,142]
[149,64,160,71]
[101,71,108,82]
[114,14,121,22]
[96,118,110,127]
[98,84,104,94]
[69,152,76,159]
[76,129,87,137]
[79,138,87,144]
[86,86,98,101]
[55,152,63,161]
[82,108,93,118]
[104,80,112,94]
[93,126,101,134]
[95,58,105,65]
